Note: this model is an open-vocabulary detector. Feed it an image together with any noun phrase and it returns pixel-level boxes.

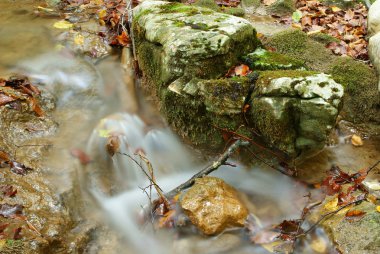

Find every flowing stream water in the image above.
[1,1,379,253]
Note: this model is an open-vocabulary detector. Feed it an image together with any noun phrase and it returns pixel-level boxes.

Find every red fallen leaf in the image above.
[0,93,16,106]
[10,161,32,175]
[0,204,23,218]
[70,148,92,165]
[0,185,17,197]
[13,227,22,240]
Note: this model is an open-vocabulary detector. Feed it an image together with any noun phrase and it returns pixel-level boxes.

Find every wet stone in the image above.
[180,176,249,235]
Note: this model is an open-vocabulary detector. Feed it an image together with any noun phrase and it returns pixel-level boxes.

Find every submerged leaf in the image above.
[0,204,23,218]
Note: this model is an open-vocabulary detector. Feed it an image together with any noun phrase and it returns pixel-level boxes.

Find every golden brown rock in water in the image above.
[180,176,248,235]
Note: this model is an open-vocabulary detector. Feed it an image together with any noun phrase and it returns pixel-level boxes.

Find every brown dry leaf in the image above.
[106,136,120,157]
[158,209,176,228]
[351,134,363,146]
[0,93,16,106]
[345,210,366,217]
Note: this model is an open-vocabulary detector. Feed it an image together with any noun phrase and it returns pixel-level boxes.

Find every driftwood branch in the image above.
[165,139,249,198]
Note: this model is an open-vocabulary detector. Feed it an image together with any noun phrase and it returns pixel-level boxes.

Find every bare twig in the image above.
[138,152,171,209]
[367,160,380,175]
[165,139,249,198]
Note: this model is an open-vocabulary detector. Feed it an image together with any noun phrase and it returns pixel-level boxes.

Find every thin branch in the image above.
[117,152,163,192]
[165,139,249,198]
[138,152,171,209]
[367,160,380,174]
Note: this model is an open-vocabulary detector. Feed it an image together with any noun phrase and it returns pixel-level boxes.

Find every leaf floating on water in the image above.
[53,20,74,29]
[106,136,120,157]
[70,148,92,165]
[351,134,363,146]
[0,204,23,218]
[310,237,327,253]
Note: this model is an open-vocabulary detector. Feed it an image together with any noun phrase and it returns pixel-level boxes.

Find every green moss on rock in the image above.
[265,28,335,72]
[193,0,219,11]
[328,57,380,123]
[267,0,296,16]
[221,7,245,17]
[308,32,340,45]
[243,48,306,71]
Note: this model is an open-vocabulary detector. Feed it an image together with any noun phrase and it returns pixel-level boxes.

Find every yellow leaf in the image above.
[291,23,302,30]
[376,206,380,213]
[98,9,107,19]
[53,20,73,29]
[0,239,6,249]
[351,134,363,146]
[324,196,338,211]
[98,129,112,138]
[74,34,84,45]
[331,6,341,12]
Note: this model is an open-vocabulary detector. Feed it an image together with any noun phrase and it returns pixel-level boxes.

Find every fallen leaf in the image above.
[376,206,380,213]
[324,196,338,211]
[10,161,32,175]
[53,20,74,29]
[234,64,250,76]
[292,10,303,23]
[74,34,85,45]
[0,93,16,106]
[345,210,366,217]
[13,227,22,240]
[351,134,363,146]
[331,6,341,12]
[0,185,17,198]
[0,204,23,218]
[106,136,120,157]
[310,237,327,253]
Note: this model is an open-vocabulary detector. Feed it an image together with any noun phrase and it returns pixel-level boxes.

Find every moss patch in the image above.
[267,0,296,15]
[328,57,379,123]
[243,48,306,70]
[308,32,340,45]
[265,29,335,72]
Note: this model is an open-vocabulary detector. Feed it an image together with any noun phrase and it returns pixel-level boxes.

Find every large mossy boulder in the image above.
[250,71,344,158]
[133,2,344,159]
[133,1,259,87]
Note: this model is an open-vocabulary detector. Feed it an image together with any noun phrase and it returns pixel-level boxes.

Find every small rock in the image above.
[180,176,248,235]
